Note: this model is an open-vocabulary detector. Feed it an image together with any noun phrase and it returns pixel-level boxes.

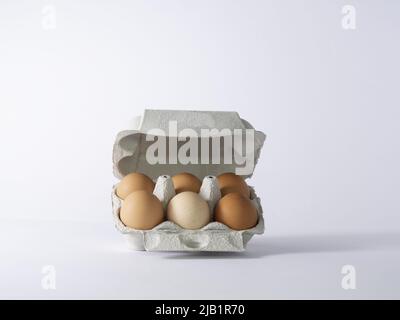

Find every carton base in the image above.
[112,185,264,252]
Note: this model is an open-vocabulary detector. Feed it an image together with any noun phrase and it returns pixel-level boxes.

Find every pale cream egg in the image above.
[167,191,210,229]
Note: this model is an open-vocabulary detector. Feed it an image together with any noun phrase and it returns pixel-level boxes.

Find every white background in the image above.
[0,0,399,299]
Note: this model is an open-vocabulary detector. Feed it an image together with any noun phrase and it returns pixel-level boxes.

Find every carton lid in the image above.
[113,109,266,180]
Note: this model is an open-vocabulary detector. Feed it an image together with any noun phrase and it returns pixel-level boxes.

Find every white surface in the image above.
[1,0,400,298]
[1,219,399,299]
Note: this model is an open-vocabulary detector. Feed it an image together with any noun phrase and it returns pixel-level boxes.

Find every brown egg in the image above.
[116,172,155,199]
[217,172,250,197]
[214,192,258,230]
[172,172,201,193]
[119,190,164,230]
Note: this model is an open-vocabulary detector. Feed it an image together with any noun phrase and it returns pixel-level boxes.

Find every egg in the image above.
[214,192,258,230]
[116,172,155,199]
[217,172,250,197]
[119,190,164,230]
[172,172,201,194]
[167,191,210,229]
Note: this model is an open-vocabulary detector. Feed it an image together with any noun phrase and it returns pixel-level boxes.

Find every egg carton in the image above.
[112,109,266,252]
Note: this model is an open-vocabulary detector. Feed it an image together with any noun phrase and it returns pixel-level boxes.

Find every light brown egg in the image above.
[172,172,201,194]
[116,172,155,199]
[217,172,250,197]
[167,191,210,229]
[214,192,258,230]
[119,190,164,230]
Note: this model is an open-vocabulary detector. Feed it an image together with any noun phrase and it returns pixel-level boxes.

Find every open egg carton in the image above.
[112,109,266,251]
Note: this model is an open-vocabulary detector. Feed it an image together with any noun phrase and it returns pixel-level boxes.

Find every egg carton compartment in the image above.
[111,175,264,251]
[112,109,266,252]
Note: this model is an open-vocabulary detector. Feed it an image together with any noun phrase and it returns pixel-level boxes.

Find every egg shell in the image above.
[172,172,202,194]
[214,192,258,230]
[120,190,164,230]
[217,172,250,198]
[167,191,211,230]
[116,172,155,199]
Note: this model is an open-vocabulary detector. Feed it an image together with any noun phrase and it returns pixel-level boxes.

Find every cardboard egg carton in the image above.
[112,109,266,251]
